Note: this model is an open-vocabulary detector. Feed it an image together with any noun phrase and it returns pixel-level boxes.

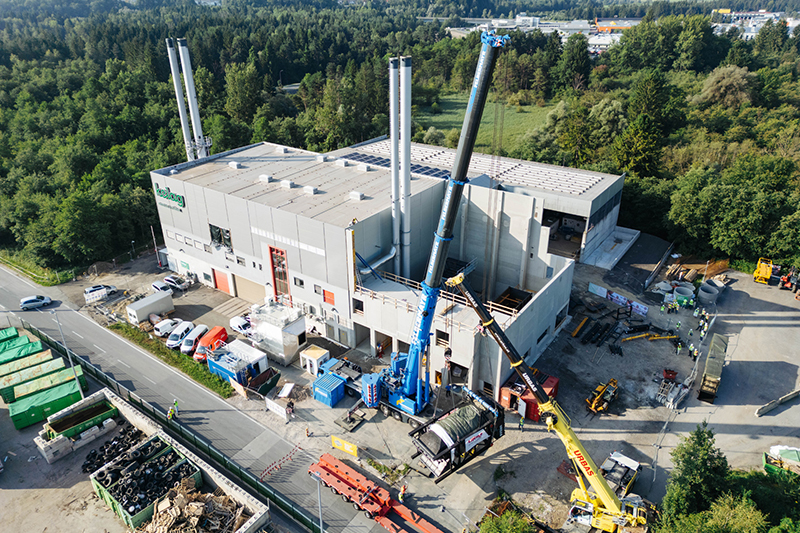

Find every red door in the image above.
[213,269,230,294]
[269,246,290,301]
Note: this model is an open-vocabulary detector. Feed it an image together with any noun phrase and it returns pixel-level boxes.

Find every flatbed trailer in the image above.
[309,453,445,533]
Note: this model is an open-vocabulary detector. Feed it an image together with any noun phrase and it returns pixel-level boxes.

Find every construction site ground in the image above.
[40,251,800,531]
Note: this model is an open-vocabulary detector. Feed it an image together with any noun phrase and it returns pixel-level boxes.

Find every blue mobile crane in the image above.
[360,31,510,417]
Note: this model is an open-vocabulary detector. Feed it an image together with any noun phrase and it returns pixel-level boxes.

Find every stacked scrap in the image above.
[140,478,250,533]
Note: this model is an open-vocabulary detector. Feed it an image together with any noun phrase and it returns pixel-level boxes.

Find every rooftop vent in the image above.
[357,163,370,172]
[228,161,240,169]
[281,180,294,189]
[275,146,287,154]
[316,155,328,162]
[259,174,274,183]
[304,186,318,195]
[349,191,365,202]
[336,159,348,168]
[170,169,178,175]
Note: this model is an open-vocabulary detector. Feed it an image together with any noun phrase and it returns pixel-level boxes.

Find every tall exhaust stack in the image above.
[389,58,401,275]
[177,38,209,159]
[400,56,412,279]
[166,38,195,162]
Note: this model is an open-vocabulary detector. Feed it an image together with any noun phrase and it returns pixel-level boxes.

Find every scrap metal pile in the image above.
[139,477,251,533]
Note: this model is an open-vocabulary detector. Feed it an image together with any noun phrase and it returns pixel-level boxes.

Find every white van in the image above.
[166,321,194,349]
[154,319,179,337]
[180,324,209,355]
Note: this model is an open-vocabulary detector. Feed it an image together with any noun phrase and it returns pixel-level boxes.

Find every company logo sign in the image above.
[154,183,186,208]
[573,451,595,476]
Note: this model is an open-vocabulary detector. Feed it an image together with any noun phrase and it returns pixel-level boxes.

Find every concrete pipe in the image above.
[674,286,694,305]
[706,279,726,293]
[697,283,719,305]
[675,281,695,291]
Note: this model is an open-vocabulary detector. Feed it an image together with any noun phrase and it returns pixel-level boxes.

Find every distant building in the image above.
[595,18,642,33]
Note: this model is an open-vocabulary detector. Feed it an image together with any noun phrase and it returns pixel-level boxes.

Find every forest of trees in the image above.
[0,0,799,269]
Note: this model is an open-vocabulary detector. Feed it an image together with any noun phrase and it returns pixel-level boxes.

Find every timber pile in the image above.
[139,478,250,533]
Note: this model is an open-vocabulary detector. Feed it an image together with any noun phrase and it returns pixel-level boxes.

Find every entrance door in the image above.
[269,246,290,300]
[213,269,230,294]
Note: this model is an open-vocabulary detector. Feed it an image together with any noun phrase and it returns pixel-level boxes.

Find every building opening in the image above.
[543,209,585,259]
[269,246,290,300]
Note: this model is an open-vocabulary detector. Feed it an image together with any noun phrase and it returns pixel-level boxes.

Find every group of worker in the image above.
[676,342,700,362]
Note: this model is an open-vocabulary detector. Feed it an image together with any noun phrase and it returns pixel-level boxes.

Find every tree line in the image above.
[0,0,799,268]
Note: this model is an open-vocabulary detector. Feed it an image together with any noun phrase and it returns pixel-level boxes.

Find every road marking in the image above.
[52,318,58,323]
[93,344,106,353]
[0,264,36,288]
[71,331,84,339]
[172,395,185,404]
[0,303,5,309]
[144,376,157,385]
[117,359,130,368]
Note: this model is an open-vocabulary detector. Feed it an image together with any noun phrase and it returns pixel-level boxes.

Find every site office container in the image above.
[0,349,51,379]
[0,356,65,403]
[14,366,88,402]
[8,379,82,430]
[126,291,174,325]
[313,373,346,407]
[0,341,44,365]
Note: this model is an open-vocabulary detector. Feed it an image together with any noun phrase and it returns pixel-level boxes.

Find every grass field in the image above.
[416,92,555,154]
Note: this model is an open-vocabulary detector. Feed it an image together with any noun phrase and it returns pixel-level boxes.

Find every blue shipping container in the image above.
[313,373,346,408]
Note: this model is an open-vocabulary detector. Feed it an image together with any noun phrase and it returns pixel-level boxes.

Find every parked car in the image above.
[180,324,209,355]
[151,281,174,296]
[194,326,229,362]
[84,284,117,296]
[154,319,179,337]
[166,321,195,349]
[20,295,52,310]
[164,275,191,291]
[230,316,252,336]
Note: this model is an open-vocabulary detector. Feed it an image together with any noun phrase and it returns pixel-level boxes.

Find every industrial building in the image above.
[150,134,634,399]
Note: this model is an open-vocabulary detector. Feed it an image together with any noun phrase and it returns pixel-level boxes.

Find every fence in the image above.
[20,319,321,533]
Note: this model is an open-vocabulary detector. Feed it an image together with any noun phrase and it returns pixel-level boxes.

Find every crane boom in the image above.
[397,31,509,414]
[445,273,649,532]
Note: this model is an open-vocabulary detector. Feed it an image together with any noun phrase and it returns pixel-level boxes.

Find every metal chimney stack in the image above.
[166,38,195,162]
[389,58,401,275]
[400,56,412,279]
[176,38,209,159]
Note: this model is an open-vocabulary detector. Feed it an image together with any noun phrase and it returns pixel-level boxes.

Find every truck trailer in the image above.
[126,291,174,325]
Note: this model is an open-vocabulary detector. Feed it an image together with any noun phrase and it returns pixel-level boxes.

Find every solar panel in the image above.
[341,152,450,180]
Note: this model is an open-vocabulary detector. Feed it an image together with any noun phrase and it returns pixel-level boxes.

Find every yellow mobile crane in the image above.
[446,273,652,532]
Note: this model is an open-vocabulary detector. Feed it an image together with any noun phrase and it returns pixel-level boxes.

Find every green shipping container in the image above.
[0,341,44,365]
[0,358,65,403]
[0,335,29,355]
[0,349,51,379]
[14,366,86,402]
[8,380,82,430]
[0,327,18,342]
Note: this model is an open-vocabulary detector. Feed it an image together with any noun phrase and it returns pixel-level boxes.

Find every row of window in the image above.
[165,230,213,253]
[293,277,335,305]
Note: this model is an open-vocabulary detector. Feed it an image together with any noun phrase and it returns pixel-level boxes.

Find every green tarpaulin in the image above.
[0,335,29,354]
[0,327,18,342]
[14,366,85,401]
[0,358,65,402]
[0,350,53,379]
[0,341,44,365]
[8,380,81,430]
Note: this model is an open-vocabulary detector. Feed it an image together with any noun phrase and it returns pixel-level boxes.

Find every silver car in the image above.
[20,295,52,310]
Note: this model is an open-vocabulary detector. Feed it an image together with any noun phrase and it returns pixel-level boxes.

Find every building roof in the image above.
[333,138,620,200]
[151,142,442,228]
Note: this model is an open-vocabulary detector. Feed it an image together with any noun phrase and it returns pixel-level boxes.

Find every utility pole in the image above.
[51,311,84,400]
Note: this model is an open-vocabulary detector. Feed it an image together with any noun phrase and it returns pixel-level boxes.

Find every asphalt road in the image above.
[0,265,382,533]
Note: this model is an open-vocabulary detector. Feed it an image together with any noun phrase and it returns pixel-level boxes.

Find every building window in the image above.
[482,381,494,396]
[546,266,554,279]
[203,272,212,282]
[194,240,204,250]
[314,284,322,295]
[225,253,234,262]
[294,277,305,288]
[323,290,335,305]
[203,244,212,253]
[537,328,548,344]
[236,256,246,266]
[183,236,191,245]
[269,246,290,299]
[252,261,256,268]
[176,233,183,242]
[209,224,232,249]
[435,330,450,348]
[353,298,364,315]
[166,230,175,240]
[259,263,262,270]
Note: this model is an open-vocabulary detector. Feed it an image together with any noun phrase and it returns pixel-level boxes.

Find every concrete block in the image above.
[80,426,100,441]
[102,418,117,430]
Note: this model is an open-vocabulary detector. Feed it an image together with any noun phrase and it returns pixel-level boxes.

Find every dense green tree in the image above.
[224,62,262,123]
[673,16,714,71]
[613,115,661,176]
[691,65,752,108]
[628,69,684,135]
[480,510,537,533]
[555,34,590,91]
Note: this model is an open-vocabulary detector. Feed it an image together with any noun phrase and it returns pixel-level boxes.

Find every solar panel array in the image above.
[341,152,450,179]
[355,140,610,196]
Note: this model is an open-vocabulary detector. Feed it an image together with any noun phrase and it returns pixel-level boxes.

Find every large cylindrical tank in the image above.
[674,286,694,305]
[697,284,719,305]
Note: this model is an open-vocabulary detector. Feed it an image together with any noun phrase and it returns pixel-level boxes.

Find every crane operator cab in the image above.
[565,493,653,533]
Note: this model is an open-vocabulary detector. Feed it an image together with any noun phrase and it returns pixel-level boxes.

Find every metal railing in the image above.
[19,319,321,533]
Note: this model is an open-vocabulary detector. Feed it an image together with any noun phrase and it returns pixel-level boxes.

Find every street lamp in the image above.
[310,472,324,533]
[51,310,85,399]
[130,240,136,260]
